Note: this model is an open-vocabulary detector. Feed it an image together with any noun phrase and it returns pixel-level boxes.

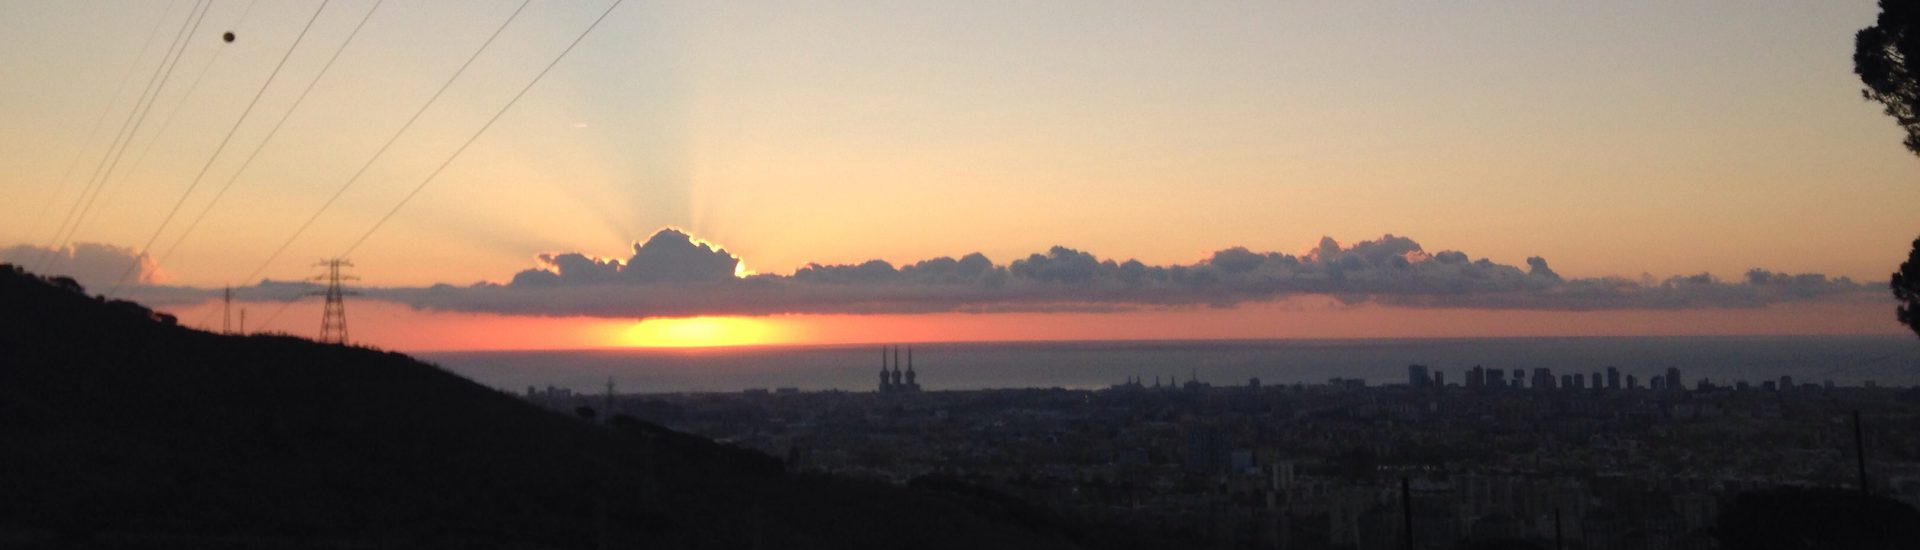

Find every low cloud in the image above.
[508,229,740,286]
[82,228,1879,318]
[354,229,1891,317]
[0,243,165,289]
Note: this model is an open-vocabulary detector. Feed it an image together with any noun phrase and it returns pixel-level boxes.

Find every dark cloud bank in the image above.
[100,228,1870,319]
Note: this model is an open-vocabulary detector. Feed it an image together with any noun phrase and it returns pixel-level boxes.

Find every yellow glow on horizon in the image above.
[618,316,776,348]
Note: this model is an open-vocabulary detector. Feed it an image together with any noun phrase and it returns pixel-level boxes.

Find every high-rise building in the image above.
[1433,371,1446,387]
[1590,372,1602,390]
[1626,374,1639,390]
[1408,364,1431,388]
[1606,367,1620,390]
[1533,368,1555,390]
[1488,369,1507,388]
[1466,366,1486,389]
[1666,367,1683,392]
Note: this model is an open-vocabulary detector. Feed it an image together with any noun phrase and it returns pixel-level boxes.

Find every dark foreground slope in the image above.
[0,265,1187,549]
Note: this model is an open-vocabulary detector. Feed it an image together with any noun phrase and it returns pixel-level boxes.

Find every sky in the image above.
[1,1,1917,349]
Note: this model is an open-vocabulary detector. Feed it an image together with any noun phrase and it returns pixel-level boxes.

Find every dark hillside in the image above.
[0,264,1187,549]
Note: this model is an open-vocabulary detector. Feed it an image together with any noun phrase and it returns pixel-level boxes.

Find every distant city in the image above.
[525,348,1920,550]
[432,335,1920,395]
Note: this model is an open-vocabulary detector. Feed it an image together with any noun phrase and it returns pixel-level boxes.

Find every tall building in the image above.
[1488,368,1507,388]
[1666,367,1683,393]
[1533,368,1555,390]
[1590,372,1602,390]
[1183,369,1210,391]
[1606,367,1620,390]
[1466,366,1486,389]
[1408,364,1431,388]
[1433,370,1446,387]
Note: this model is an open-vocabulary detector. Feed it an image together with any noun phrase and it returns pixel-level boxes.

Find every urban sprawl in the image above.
[525,356,1920,550]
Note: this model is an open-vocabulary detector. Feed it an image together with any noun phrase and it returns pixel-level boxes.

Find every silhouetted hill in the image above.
[0,265,1191,549]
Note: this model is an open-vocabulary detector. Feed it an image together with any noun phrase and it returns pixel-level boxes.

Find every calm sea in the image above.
[416,335,1920,394]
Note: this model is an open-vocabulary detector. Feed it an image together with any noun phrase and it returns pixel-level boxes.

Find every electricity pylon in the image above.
[311,259,357,345]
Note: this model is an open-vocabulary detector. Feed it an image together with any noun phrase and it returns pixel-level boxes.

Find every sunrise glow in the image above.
[617,316,778,348]
[2,2,1914,352]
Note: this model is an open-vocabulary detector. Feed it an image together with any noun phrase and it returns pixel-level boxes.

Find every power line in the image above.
[19,0,184,244]
[233,0,535,290]
[41,0,213,267]
[250,286,308,334]
[104,0,335,296]
[36,0,203,266]
[38,0,212,273]
[340,0,627,258]
[154,0,388,271]
[214,0,530,331]
[241,0,625,343]
[88,0,264,230]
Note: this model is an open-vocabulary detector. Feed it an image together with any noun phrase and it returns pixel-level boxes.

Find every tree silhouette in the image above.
[1855,1,1920,338]
[1895,239,1920,338]
[1857,1,1920,156]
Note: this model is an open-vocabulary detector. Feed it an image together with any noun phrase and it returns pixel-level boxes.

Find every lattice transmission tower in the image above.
[311,259,358,345]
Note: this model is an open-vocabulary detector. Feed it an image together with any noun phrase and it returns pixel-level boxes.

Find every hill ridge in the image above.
[0,264,1177,549]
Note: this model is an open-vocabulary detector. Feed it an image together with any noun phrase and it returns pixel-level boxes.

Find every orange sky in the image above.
[157,295,1902,352]
[6,2,1920,350]
[4,2,1918,288]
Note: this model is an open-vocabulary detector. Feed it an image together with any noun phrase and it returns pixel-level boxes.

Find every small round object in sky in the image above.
[222,32,235,43]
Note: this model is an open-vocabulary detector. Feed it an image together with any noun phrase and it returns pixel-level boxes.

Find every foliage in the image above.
[1893,239,1920,338]
[1855,1,1920,338]
[1857,0,1920,156]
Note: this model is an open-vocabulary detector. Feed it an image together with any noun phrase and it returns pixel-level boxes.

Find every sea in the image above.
[417,335,1920,395]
